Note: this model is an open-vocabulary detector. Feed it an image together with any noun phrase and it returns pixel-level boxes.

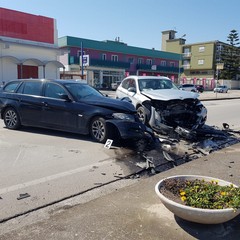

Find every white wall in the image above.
[0,40,60,81]
[0,59,18,82]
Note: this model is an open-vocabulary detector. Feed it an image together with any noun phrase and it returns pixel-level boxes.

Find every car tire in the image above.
[137,106,147,124]
[3,107,21,130]
[90,117,108,143]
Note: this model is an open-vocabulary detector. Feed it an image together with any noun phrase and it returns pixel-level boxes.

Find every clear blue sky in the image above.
[1,0,240,50]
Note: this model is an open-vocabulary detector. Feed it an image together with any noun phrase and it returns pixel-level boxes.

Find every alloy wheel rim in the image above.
[92,120,105,141]
[5,110,17,127]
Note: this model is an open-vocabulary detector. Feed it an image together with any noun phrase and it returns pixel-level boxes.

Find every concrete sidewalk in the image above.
[199,89,240,101]
[1,142,240,239]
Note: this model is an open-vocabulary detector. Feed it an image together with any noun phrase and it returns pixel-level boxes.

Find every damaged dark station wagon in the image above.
[0,79,150,143]
[116,76,207,138]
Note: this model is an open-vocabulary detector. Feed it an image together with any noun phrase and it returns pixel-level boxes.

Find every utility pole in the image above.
[81,42,84,78]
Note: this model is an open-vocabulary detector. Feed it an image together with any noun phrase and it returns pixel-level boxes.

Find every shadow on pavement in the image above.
[175,214,240,240]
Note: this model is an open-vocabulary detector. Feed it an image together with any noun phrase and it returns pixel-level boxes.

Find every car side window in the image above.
[45,82,67,99]
[121,79,136,90]
[128,79,136,89]
[3,81,21,92]
[22,81,42,96]
[121,79,129,90]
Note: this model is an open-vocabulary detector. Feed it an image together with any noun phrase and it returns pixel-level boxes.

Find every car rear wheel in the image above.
[90,117,108,143]
[137,106,147,124]
[3,107,21,130]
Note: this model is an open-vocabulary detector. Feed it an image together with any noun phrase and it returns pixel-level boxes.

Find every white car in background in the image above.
[116,76,207,137]
[179,84,197,92]
[111,81,122,90]
[213,85,228,93]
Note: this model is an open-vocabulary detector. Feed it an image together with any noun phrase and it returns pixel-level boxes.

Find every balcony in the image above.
[182,52,191,58]
[69,56,130,69]
[136,64,183,74]
[90,59,130,69]
[182,64,191,69]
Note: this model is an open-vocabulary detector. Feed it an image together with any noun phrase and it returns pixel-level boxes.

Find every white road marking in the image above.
[0,159,116,195]
[13,149,24,167]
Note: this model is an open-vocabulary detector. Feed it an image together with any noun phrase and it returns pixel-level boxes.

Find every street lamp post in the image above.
[81,42,84,79]
[178,34,186,85]
[0,39,3,83]
[215,63,224,98]
[178,53,182,85]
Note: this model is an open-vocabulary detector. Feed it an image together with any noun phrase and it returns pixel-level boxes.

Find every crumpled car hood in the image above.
[81,96,136,113]
[142,89,199,101]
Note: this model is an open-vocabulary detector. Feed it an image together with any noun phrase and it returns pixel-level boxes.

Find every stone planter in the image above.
[155,175,240,224]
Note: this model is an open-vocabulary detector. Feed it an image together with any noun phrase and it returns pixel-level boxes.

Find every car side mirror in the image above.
[59,94,71,102]
[128,87,136,93]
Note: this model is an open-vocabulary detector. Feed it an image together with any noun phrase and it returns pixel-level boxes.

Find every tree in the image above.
[220,29,240,80]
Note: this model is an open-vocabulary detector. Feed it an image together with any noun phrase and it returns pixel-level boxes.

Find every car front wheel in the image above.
[90,117,108,143]
[3,107,21,130]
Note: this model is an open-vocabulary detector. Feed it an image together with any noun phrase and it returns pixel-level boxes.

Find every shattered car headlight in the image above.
[112,113,135,122]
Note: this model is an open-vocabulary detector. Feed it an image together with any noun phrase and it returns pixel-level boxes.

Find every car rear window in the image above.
[3,81,21,93]
[20,81,43,96]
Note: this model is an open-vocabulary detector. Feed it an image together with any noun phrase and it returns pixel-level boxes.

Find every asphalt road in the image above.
[0,121,143,222]
[204,99,240,129]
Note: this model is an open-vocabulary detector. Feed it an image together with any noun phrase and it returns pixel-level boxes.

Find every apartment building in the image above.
[162,30,229,89]
[58,36,182,89]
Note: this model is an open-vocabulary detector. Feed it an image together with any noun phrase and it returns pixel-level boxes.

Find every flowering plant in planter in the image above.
[162,178,240,210]
[155,175,240,224]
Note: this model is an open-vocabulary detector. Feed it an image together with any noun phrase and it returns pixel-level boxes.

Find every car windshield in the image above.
[138,78,178,91]
[64,83,103,101]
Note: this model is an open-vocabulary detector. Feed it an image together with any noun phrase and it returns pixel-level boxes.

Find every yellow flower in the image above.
[220,191,227,196]
[180,191,186,196]
[181,196,187,202]
[211,179,219,184]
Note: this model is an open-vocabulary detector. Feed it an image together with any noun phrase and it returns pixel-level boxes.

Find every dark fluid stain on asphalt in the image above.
[112,124,240,176]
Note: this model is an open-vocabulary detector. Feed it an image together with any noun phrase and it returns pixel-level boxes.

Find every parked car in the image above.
[116,76,207,138]
[213,85,228,93]
[179,84,197,92]
[111,81,122,90]
[0,79,150,143]
[195,85,204,93]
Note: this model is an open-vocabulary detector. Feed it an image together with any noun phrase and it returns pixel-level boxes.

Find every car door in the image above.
[17,81,44,125]
[41,82,78,131]
[116,78,137,102]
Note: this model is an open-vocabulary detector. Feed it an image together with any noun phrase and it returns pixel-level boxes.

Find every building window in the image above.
[161,60,166,66]
[78,50,85,57]
[102,53,107,60]
[146,59,152,65]
[128,57,134,64]
[111,55,118,62]
[138,58,143,64]
[199,46,205,52]
[198,59,204,65]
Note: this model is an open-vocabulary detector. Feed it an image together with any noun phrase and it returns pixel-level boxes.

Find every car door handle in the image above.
[42,102,49,107]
